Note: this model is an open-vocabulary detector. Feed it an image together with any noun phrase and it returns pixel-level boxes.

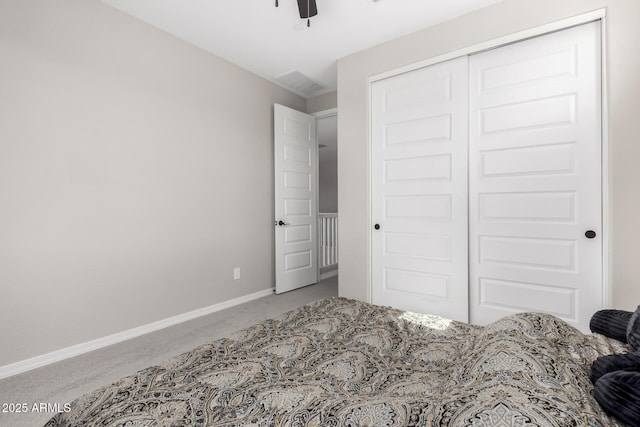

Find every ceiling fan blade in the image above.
[297,0,318,19]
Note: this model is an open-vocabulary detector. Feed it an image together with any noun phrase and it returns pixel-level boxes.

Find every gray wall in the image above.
[0,0,306,367]
[319,157,338,213]
[307,91,337,114]
[337,0,640,310]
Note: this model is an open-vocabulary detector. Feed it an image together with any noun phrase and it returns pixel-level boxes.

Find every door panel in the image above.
[371,56,469,322]
[274,104,318,293]
[468,22,602,331]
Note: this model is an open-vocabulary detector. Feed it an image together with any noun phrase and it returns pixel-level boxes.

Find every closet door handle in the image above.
[374,224,381,230]
[585,230,596,239]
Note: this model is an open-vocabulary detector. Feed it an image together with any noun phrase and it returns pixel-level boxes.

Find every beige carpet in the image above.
[0,277,337,427]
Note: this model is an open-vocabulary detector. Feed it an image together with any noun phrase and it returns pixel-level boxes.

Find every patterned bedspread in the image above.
[45,297,628,426]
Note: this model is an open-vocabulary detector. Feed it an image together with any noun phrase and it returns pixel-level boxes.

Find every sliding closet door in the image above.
[468,22,602,332]
[371,56,469,322]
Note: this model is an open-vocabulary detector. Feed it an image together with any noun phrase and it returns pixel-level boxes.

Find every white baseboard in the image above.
[0,288,275,380]
[320,269,338,281]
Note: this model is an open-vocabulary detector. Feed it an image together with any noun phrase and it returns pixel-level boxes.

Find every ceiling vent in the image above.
[275,70,327,98]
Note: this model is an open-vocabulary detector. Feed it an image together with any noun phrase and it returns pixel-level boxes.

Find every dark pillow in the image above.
[590,309,633,343]
[594,370,640,426]
[627,305,640,352]
[591,353,640,384]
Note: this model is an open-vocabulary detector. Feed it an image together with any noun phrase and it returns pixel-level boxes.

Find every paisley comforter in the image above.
[45,297,627,426]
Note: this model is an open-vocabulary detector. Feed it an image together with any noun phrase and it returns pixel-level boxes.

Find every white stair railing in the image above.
[318,213,338,268]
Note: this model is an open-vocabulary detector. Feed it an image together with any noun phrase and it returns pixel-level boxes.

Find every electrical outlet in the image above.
[233,267,241,280]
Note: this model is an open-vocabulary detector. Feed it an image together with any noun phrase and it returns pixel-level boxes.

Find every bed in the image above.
[45,297,628,426]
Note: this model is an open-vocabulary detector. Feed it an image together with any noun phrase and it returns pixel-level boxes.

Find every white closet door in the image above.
[371,56,469,322]
[468,22,602,332]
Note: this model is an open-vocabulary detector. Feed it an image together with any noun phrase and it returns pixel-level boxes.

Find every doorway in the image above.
[315,109,338,280]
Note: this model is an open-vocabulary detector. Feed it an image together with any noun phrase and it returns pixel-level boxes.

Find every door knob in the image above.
[374,224,380,230]
[277,220,290,226]
[585,230,596,239]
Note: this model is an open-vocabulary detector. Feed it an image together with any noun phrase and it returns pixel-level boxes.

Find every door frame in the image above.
[313,108,338,119]
[366,8,611,310]
[313,108,338,280]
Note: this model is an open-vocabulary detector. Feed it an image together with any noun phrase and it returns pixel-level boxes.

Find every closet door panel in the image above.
[468,22,602,332]
[371,56,469,322]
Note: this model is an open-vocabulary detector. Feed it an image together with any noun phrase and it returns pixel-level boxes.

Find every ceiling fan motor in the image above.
[275,0,318,27]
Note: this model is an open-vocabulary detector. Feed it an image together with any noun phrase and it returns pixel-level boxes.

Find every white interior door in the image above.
[468,22,602,332]
[274,104,318,294]
[371,56,469,322]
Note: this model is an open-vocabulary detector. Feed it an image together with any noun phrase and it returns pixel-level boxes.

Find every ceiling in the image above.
[101,0,504,98]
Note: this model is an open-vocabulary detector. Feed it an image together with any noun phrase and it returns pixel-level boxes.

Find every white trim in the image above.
[0,288,274,380]
[366,76,373,304]
[312,107,337,119]
[601,16,611,308]
[368,8,606,85]
[320,269,338,280]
